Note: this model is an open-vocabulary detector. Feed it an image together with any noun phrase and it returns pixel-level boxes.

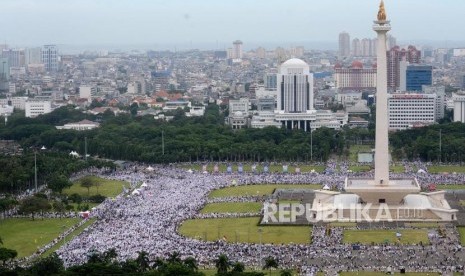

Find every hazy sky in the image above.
[0,0,464,50]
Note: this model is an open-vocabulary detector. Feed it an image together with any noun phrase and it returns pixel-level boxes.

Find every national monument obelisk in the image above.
[373,0,391,186]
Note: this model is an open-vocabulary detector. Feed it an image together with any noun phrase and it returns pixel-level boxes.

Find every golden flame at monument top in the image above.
[377,0,387,21]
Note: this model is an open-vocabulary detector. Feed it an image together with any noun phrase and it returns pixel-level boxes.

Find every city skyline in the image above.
[1,0,465,51]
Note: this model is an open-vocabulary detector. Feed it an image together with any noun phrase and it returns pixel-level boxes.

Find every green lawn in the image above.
[427,165,465,174]
[200,202,262,214]
[183,164,325,173]
[343,229,429,245]
[42,218,96,258]
[179,217,311,244]
[390,165,405,173]
[63,176,129,197]
[348,165,372,173]
[404,222,444,228]
[436,184,465,190]
[459,227,465,246]
[340,272,439,276]
[349,145,373,163]
[208,184,321,198]
[0,218,81,257]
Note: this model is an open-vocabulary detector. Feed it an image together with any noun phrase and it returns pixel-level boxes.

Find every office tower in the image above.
[453,92,465,123]
[277,58,313,113]
[387,45,421,90]
[264,71,277,91]
[371,38,378,57]
[423,85,445,121]
[26,47,42,65]
[2,48,25,67]
[0,57,9,91]
[352,38,361,56]
[339,32,351,58]
[388,93,436,130]
[232,40,243,60]
[256,47,266,59]
[42,45,59,72]
[387,34,396,49]
[361,38,372,57]
[406,65,433,91]
[334,61,376,90]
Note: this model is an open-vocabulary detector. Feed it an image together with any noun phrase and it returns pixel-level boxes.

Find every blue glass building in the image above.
[406,65,432,91]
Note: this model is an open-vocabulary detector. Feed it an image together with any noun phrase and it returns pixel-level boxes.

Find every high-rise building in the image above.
[256,47,266,59]
[423,85,445,121]
[339,32,351,58]
[352,38,361,56]
[387,45,421,90]
[387,34,397,49]
[0,57,9,91]
[334,61,376,90]
[361,38,372,57]
[26,47,42,65]
[264,71,278,91]
[453,92,465,123]
[232,40,243,60]
[42,45,59,72]
[277,58,313,113]
[388,93,436,130]
[406,65,432,91]
[2,48,25,68]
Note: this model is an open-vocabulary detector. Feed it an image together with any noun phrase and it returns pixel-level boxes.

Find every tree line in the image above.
[1,104,465,169]
[0,249,290,276]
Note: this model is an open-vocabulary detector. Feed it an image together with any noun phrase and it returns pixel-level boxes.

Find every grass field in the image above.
[208,184,321,198]
[427,165,465,174]
[63,176,129,197]
[41,218,96,258]
[390,165,405,173]
[0,218,81,257]
[349,145,373,163]
[348,165,372,173]
[436,184,465,190]
[343,229,429,245]
[179,217,311,244]
[183,164,325,173]
[339,272,440,276]
[459,227,465,246]
[404,222,445,228]
[200,202,262,214]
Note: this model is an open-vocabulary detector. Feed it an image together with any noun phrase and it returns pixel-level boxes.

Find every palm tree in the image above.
[183,256,198,271]
[135,251,150,272]
[263,256,279,276]
[167,251,182,264]
[152,257,166,270]
[280,269,293,276]
[215,254,230,275]
[103,248,117,263]
[231,262,245,273]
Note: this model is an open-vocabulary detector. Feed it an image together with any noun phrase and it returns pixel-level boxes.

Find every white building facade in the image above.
[453,92,465,123]
[388,93,436,130]
[25,98,52,118]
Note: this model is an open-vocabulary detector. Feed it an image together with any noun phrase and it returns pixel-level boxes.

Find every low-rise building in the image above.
[56,119,100,131]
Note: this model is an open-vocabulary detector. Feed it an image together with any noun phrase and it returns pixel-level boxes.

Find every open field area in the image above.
[201,269,293,276]
[339,272,440,276]
[428,165,465,174]
[459,227,465,246]
[343,229,429,245]
[349,145,373,162]
[41,218,96,258]
[179,217,311,244]
[200,202,262,214]
[436,184,465,190]
[183,163,325,173]
[0,218,81,257]
[390,165,405,173]
[348,165,372,173]
[63,176,129,197]
[208,184,321,198]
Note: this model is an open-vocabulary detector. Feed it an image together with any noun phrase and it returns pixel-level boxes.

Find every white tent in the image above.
[417,169,427,174]
[141,182,148,188]
[322,185,330,190]
[69,151,80,157]
[146,166,155,171]
[131,189,141,195]
[187,169,193,173]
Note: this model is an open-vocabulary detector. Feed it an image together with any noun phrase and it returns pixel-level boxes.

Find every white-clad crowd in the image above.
[55,163,465,274]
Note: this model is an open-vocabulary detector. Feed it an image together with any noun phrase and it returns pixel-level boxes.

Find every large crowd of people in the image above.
[50,161,465,274]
